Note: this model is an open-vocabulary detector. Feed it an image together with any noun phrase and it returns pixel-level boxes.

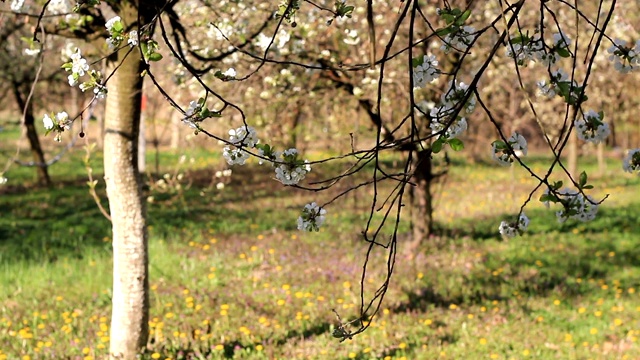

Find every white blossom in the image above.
[623,149,640,174]
[185,100,200,117]
[223,146,250,165]
[429,107,467,139]
[442,80,475,113]
[412,54,440,89]
[343,29,360,45]
[105,16,121,32]
[23,48,40,56]
[70,49,89,76]
[128,31,139,47]
[552,188,598,223]
[0,175,7,185]
[607,39,640,73]
[93,85,107,99]
[10,0,25,12]
[43,114,54,130]
[505,36,544,65]
[256,33,273,51]
[491,132,527,166]
[297,202,327,232]
[55,112,71,130]
[274,148,311,185]
[229,126,259,147]
[552,31,571,49]
[536,79,555,98]
[222,67,237,78]
[46,0,72,14]
[575,110,610,144]
[441,26,475,53]
[499,213,529,237]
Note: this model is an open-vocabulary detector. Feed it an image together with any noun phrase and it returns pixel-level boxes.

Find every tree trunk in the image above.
[12,83,51,187]
[411,149,434,244]
[104,3,151,358]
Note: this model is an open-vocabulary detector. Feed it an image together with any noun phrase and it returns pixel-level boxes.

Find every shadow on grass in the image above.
[147,321,333,359]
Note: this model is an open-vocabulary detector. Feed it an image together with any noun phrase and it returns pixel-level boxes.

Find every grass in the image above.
[1,140,640,359]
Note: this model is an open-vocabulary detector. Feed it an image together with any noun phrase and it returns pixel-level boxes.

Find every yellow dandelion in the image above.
[348,353,357,359]
[256,344,263,351]
[151,354,161,360]
[479,338,487,345]
[522,349,530,356]
[399,342,407,349]
[215,344,224,351]
[590,328,598,335]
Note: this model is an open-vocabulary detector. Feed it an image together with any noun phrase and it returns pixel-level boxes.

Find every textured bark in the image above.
[104,3,151,358]
[411,149,434,244]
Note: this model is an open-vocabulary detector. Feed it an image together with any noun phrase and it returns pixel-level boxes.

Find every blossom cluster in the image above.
[223,126,260,166]
[42,111,72,142]
[575,110,610,144]
[105,16,138,50]
[297,202,327,232]
[498,213,529,237]
[607,39,640,73]
[441,26,476,53]
[429,81,475,139]
[542,187,599,223]
[623,149,640,174]
[273,148,311,186]
[62,48,107,99]
[491,132,528,166]
[412,55,440,89]
[506,31,571,67]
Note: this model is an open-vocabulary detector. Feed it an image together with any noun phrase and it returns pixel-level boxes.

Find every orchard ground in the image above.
[1,121,639,360]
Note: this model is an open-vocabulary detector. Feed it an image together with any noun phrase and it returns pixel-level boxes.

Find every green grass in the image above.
[1,147,640,359]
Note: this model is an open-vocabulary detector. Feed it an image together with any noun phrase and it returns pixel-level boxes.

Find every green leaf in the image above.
[556,47,571,58]
[552,181,563,190]
[539,194,558,203]
[582,185,594,189]
[435,27,453,37]
[579,171,587,187]
[147,53,163,62]
[432,138,444,153]
[455,9,471,25]
[448,138,464,151]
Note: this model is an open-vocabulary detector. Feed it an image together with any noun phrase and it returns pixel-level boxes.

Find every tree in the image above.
[0,19,52,186]
[6,0,640,355]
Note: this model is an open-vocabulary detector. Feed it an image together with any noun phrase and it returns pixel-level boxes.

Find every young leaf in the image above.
[432,138,444,153]
[448,138,464,151]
